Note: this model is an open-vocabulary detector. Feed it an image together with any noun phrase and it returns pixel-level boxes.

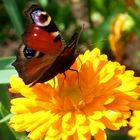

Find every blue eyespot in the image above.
[23,46,36,59]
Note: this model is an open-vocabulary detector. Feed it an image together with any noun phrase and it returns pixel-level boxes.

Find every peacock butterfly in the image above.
[12,5,80,86]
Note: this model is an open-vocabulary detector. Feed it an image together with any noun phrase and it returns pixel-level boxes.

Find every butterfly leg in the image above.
[68,68,83,94]
[58,72,67,93]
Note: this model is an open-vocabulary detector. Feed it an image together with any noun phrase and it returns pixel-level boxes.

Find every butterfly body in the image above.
[13,5,79,85]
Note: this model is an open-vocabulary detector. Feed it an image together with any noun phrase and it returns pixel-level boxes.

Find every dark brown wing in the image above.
[13,33,79,86]
[57,33,80,73]
[32,33,79,84]
[12,43,60,85]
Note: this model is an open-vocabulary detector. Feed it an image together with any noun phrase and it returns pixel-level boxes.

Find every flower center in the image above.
[61,85,84,105]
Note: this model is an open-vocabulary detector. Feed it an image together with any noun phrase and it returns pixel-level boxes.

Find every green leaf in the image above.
[38,0,48,7]
[0,57,15,70]
[0,114,13,123]
[10,130,28,140]
[107,129,133,140]
[0,102,9,117]
[135,0,140,8]
[2,0,24,36]
[0,103,16,140]
[0,69,17,84]
[0,85,10,109]
[0,57,16,84]
[127,7,140,29]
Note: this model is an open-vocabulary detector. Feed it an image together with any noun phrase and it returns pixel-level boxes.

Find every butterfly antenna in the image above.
[86,38,108,48]
[76,24,85,46]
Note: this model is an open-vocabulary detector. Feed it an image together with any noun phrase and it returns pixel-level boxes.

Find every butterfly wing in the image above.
[13,43,60,85]
[23,5,65,54]
[31,33,79,84]
[13,33,79,85]
[13,5,80,86]
[13,5,65,85]
[57,33,79,72]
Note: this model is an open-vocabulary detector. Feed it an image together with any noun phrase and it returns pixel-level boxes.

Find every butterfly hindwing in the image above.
[33,33,79,84]
[13,44,60,85]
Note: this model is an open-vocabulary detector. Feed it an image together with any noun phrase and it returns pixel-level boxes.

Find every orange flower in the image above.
[128,111,140,140]
[109,14,134,62]
[9,48,140,140]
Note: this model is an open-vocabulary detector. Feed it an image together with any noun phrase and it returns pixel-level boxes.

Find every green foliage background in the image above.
[1,0,140,139]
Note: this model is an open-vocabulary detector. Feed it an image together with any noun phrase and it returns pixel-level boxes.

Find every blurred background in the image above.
[1,0,140,139]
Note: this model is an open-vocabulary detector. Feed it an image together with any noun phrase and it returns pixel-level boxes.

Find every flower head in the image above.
[9,48,140,140]
[129,111,140,140]
[109,14,135,62]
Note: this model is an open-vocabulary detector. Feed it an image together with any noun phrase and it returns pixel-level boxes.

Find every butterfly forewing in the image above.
[24,5,65,54]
